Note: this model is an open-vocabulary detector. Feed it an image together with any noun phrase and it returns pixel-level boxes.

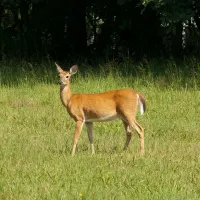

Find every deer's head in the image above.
[56,63,78,86]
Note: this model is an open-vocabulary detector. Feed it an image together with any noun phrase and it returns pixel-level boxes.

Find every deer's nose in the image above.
[59,80,63,85]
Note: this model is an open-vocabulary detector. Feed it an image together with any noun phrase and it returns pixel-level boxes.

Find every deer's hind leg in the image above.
[122,120,134,151]
[119,110,144,154]
[130,118,144,155]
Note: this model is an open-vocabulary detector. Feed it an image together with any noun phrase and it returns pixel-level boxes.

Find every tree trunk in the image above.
[172,22,183,57]
[0,5,3,60]
[67,0,87,56]
[20,0,30,57]
[49,13,66,60]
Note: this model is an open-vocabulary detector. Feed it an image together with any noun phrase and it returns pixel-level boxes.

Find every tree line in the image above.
[0,0,200,61]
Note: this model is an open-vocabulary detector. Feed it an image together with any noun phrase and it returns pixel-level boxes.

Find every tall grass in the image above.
[0,58,200,199]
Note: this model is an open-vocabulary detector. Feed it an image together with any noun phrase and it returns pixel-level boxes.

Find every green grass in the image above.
[0,59,200,199]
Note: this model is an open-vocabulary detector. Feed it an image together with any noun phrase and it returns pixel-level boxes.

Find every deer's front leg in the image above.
[72,120,84,156]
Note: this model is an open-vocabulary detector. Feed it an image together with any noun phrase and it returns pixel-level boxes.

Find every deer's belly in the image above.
[85,114,118,122]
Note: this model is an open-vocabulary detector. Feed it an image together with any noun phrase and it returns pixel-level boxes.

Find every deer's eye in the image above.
[66,76,69,79]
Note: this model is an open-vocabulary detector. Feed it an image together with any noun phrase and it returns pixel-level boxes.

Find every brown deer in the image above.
[56,63,146,155]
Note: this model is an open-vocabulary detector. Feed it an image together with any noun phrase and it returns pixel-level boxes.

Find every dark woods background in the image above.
[0,0,200,62]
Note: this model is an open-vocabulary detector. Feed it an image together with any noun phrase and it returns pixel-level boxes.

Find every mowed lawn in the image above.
[0,66,200,199]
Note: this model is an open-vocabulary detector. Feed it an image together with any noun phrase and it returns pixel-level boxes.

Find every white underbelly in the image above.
[85,114,118,122]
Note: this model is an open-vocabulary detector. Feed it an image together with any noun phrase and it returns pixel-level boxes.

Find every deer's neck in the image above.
[60,84,72,107]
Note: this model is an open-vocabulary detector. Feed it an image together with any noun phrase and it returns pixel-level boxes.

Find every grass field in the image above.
[0,59,200,199]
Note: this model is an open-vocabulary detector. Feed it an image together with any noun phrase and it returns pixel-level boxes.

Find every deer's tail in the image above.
[138,93,146,115]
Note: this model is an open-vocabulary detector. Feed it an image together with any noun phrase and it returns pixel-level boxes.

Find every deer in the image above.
[56,63,146,156]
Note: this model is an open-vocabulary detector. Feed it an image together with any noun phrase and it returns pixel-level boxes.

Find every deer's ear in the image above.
[55,62,63,73]
[70,65,78,75]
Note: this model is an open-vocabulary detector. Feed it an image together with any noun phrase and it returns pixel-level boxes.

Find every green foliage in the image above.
[1,0,200,59]
[155,0,194,23]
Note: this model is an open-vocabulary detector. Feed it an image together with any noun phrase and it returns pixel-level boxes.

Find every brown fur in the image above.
[56,63,146,155]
